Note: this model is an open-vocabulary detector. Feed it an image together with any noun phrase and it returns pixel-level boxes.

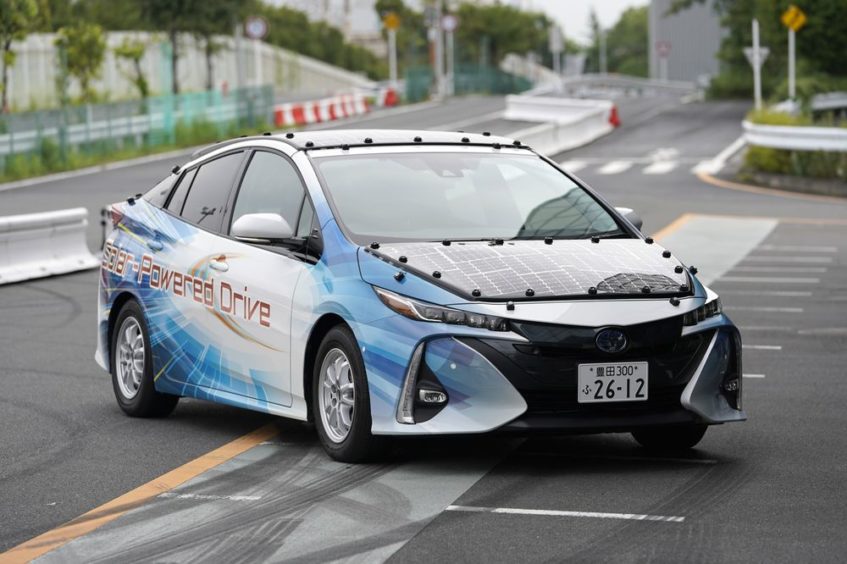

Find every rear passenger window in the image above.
[166,168,197,214]
[180,152,244,231]
[231,151,305,234]
[144,174,177,208]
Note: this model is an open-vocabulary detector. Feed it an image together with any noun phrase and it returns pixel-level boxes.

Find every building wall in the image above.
[649,0,724,83]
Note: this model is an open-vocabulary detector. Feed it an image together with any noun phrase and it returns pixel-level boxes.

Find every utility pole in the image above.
[434,0,445,98]
[752,18,762,110]
[599,28,607,74]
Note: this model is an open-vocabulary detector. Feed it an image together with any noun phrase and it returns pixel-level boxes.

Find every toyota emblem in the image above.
[596,328,628,354]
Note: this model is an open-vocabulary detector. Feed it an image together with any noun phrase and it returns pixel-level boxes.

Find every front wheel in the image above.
[110,300,179,418]
[312,325,384,462]
[631,424,708,451]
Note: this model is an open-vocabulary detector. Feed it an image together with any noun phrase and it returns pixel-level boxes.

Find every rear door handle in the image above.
[209,259,229,272]
[147,239,164,252]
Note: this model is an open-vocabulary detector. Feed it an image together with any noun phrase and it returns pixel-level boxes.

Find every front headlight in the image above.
[374,287,510,332]
[683,297,722,326]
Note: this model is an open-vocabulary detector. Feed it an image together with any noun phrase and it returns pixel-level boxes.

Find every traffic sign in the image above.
[655,41,671,58]
[549,26,563,54]
[441,14,458,32]
[781,5,807,32]
[383,12,400,31]
[743,46,770,68]
[244,16,268,40]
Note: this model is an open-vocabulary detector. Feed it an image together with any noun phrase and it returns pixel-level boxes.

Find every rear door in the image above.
[149,151,250,399]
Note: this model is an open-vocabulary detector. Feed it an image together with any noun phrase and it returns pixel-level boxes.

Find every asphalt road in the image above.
[2,93,846,562]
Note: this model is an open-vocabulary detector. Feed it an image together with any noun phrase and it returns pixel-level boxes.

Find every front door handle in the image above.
[209,258,229,272]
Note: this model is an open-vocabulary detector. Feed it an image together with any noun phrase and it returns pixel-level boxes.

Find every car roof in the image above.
[192,129,527,159]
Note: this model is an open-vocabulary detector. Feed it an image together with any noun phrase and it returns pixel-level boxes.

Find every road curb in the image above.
[696,170,847,204]
[0,148,194,193]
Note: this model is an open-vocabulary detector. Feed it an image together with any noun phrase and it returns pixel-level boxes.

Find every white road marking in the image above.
[743,374,767,379]
[445,505,686,523]
[598,161,633,175]
[559,160,588,173]
[738,325,794,331]
[520,452,718,465]
[719,290,812,297]
[731,266,827,273]
[743,345,783,350]
[694,135,747,174]
[158,492,262,502]
[719,276,820,284]
[743,255,833,264]
[758,244,838,253]
[643,161,677,174]
[725,306,804,313]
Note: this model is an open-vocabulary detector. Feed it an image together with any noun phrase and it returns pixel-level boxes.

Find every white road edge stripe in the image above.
[158,492,262,502]
[758,244,838,252]
[445,505,686,523]
[743,345,783,350]
[725,306,803,313]
[743,374,766,379]
[719,277,820,284]
[744,256,833,264]
[719,290,812,297]
[731,266,827,273]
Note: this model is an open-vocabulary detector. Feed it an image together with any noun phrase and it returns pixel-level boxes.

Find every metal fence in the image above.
[405,65,532,103]
[0,86,274,177]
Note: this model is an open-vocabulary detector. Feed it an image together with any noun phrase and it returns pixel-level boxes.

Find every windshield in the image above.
[314,151,626,244]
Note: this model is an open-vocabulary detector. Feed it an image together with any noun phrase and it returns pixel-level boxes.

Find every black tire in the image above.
[110,300,179,418]
[312,325,385,462]
[632,424,708,451]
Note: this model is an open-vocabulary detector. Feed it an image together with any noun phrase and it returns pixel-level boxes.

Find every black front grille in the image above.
[461,329,713,416]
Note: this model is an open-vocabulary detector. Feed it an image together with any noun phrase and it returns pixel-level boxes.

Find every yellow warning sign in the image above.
[781,5,807,32]
[383,12,400,31]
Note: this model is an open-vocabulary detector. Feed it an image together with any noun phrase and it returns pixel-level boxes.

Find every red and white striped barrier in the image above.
[274,93,369,128]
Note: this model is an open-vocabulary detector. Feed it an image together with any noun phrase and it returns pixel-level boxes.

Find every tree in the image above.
[190,0,244,91]
[55,22,106,103]
[139,0,197,94]
[114,37,149,99]
[453,3,551,67]
[670,0,847,98]
[606,6,648,77]
[0,0,39,112]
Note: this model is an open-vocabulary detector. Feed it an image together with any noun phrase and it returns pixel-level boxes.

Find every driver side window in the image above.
[231,151,306,234]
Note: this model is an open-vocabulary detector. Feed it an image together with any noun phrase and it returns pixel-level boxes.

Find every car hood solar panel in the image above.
[364,239,689,300]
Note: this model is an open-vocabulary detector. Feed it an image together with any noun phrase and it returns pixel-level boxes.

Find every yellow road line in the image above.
[696,170,847,205]
[0,423,278,563]
[652,213,696,241]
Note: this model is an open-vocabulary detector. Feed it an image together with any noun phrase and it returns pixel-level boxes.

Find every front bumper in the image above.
[377,314,745,435]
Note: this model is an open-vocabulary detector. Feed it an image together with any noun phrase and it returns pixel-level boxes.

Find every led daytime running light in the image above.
[374,287,510,332]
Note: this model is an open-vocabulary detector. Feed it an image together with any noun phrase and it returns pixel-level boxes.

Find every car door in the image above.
[203,149,318,408]
[149,150,250,399]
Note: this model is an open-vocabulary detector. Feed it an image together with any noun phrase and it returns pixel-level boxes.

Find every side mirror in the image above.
[615,207,643,232]
[231,213,294,243]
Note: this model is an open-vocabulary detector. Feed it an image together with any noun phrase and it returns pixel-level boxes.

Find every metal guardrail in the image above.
[742,120,847,152]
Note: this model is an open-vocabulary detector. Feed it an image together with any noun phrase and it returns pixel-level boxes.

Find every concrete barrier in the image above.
[504,95,618,156]
[0,208,99,285]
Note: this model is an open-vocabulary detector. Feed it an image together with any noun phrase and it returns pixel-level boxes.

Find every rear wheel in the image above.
[312,325,384,462]
[631,424,708,451]
[110,300,179,417]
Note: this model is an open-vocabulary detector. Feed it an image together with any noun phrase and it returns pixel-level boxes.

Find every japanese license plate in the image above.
[577,362,648,403]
